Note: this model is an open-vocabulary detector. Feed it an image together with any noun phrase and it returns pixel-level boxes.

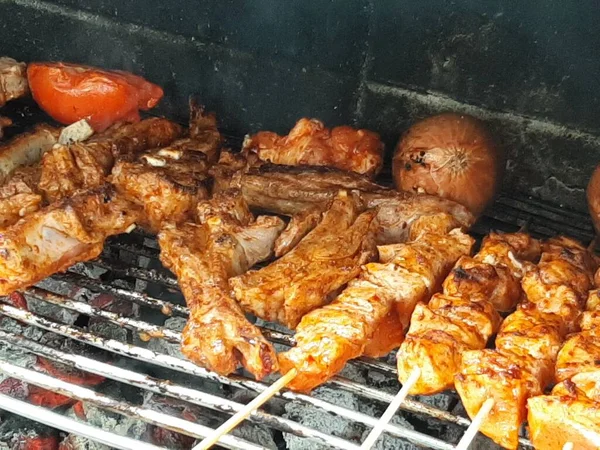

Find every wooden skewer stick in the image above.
[455,398,495,450]
[192,368,298,450]
[562,443,574,450]
[359,367,421,450]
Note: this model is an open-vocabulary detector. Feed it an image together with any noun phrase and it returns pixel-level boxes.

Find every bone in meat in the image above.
[158,190,285,380]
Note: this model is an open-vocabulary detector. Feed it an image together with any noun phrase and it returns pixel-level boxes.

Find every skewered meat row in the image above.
[526,268,600,449]
[397,231,540,395]
[158,190,285,379]
[243,118,384,178]
[230,190,378,330]
[0,57,28,107]
[455,236,597,449]
[39,117,183,203]
[278,212,475,392]
[0,184,141,295]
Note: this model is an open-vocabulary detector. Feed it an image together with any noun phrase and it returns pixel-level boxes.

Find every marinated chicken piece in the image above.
[39,117,183,202]
[0,185,141,295]
[0,124,59,185]
[0,166,43,227]
[278,213,474,391]
[455,236,596,449]
[158,190,285,379]
[0,57,28,107]
[528,372,600,450]
[225,164,475,249]
[0,116,11,139]
[362,309,405,358]
[231,190,378,329]
[397,232,539,395]
[243,118,384,178]
[112,147,210,233]
[555,268,600,383]
[111,106,221,233]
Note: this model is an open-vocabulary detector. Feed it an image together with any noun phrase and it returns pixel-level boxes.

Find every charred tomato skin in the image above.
[27,62,163,132]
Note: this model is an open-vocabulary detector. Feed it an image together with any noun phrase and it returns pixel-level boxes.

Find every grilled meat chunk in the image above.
[243,118,384,178]
[224,163,475,250]
[278,213,474,392]
[230,190,378,329]
[528,371,600,450]
[111,103,221,233]
[0,57,28,107]
[158,190,285,379]
[0,166,43,227]
[39,118,183,202]
[397,232,540,395]
[555,289,600,382]
[0,184,141,295]
[455,236,596,449]
[0,124,59,185]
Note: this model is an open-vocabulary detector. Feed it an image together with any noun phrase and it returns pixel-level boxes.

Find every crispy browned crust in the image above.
[0,184,142,295]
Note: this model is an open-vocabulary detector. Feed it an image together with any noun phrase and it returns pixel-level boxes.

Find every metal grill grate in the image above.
[0,189,592,449]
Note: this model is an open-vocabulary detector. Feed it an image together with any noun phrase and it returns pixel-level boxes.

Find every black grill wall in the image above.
[0,0,599,214]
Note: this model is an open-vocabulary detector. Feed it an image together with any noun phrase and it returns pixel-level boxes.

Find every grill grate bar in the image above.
[0,392,166,450]
[0,330,363,450]
[0,303,458,450]
[0,358,266,450]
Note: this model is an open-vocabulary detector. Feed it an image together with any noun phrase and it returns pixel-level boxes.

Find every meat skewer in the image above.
[455,236,597,449]
[278,212,475,392]
[526,266,600,449]
[396,231,540,395]
[230,189,378,330]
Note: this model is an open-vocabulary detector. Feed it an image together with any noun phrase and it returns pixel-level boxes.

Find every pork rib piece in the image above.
[39,117,183,203]
[0,184,142,295]
[158,190,285,379]
[230,190,378,329]
[111,104,221,233]
[217,162,475,254]
[242,118,384,178]
[0,57,28,107]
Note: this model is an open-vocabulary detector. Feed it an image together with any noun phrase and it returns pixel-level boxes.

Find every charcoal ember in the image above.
[442,403,503,450]
[360,415,419,450]
[0,317,43,343]
[146,317,185,358]
[230,421,277,450]
[25,297,79,326]
[143,393,209,448]
[35,279,83,300]
[0,414,59,450]
[0,378,28,400]
[69,263,107,280]
[283,387,364,450]
[88,293,138,342]
[5,293,27,310]
[0,340,37,385]
[59,435,108,450]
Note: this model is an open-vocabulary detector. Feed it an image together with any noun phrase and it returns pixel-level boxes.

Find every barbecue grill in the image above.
[0,1,598,449]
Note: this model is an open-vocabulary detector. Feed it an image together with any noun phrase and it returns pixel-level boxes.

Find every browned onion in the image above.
[586,164,600,234]
[392,113,502,217]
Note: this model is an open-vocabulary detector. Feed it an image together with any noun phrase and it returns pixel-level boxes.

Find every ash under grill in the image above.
[0,197,590,450]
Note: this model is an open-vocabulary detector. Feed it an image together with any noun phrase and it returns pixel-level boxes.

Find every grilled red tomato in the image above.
[27,62,164,132]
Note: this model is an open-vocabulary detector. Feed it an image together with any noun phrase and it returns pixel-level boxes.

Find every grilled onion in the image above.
[586,164,600,233]
[392,113,501,217]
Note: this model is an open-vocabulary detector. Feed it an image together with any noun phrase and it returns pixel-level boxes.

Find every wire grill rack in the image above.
[0,192,592,450]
